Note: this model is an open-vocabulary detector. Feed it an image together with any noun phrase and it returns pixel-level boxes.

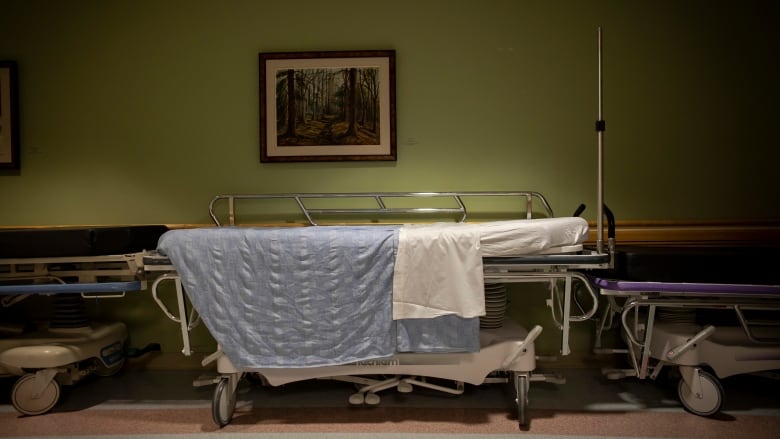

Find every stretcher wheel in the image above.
[212,376,237,427]
[514,373,529,427]
[364,392,381,405]
[677,370,724,416]
[11,373,61,416]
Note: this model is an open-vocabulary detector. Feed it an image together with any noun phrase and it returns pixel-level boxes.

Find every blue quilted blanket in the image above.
[158,226,478,368]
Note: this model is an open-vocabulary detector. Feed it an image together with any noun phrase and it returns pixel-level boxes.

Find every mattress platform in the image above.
[0,225,168,259]
[595,245,780,285]
[0,225,169,290]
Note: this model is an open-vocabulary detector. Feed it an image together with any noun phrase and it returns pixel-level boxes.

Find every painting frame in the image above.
[259,50,396,163]
[0,60,20,170]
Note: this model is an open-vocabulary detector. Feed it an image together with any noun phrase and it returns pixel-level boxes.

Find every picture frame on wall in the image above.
[259,50,396,162]
[0,61,19,170]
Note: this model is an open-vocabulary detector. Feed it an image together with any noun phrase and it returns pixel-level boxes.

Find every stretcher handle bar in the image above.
[733,305,780,344]
[504,324,543,368]
[151,275,201,330]
[209,191,554,226]
[573,203,614,239]
[666,325,715,361]
[151,274,182,322]
[618,298,780,347]
[570,272,600,321]
[547,272,600,324]
[151,273,197,356]
[620,300,646,348]
[603,204,615,240]
[517,324,543,353]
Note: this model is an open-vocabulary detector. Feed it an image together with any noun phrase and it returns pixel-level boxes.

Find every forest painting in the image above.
[260,51,396,162]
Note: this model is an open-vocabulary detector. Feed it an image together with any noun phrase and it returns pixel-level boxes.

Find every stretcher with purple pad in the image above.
[589,245,780,416]
[0,225,168,415]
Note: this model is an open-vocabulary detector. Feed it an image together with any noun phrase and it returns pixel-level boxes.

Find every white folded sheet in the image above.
[392,222,485,319]
[392,217,589,320]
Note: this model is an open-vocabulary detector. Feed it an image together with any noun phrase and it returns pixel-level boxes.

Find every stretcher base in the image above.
[0,321,128,415]
[203,320,546,428]
[601,319,780,416]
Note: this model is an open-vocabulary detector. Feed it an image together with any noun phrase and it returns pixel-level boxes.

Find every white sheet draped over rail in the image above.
[392,218,589,320]
[393,223,485,319]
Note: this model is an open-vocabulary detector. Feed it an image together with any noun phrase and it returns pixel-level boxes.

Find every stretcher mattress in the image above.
[0,225,169,259]
[0,225,169,296]
[601,245,780,285]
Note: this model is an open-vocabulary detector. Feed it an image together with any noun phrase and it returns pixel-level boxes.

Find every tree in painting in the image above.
[275,66,381,146]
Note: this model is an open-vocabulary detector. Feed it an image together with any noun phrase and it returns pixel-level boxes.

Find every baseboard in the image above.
[588,219,780,246]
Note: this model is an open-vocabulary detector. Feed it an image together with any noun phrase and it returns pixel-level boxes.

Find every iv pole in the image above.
[596,27,605,254]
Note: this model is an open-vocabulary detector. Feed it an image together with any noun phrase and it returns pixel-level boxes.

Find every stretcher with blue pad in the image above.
[0,225,168,415]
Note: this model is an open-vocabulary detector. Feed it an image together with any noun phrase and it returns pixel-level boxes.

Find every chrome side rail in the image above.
[208,191,555,226]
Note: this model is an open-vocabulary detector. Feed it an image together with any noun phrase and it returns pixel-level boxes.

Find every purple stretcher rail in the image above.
[590,276,780,297]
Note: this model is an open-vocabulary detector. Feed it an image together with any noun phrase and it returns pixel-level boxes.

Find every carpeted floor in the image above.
[2,367,779,438]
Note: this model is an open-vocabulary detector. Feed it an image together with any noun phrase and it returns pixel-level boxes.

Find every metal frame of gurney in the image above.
[147,191,613,427]
[0,227,166,415]
[590,273,780,416]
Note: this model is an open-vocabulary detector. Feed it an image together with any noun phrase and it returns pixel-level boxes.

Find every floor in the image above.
[11,368,779,414]
[0,362,780,438]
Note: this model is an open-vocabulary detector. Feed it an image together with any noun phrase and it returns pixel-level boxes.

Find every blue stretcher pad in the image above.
[0,280,143,296]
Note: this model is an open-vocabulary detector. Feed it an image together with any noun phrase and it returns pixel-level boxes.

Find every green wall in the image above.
[2,0,778,225]
[1,1,779,361]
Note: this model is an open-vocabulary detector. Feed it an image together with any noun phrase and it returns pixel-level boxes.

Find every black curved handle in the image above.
[572,203,615,239]
[603,204,615,239]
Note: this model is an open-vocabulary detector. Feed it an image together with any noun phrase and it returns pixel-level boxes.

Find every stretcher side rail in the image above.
[0,253,150,303]
[0,253,145,283]
[208,191,555,226]
[619,297,780,350]
[0,281,142,297]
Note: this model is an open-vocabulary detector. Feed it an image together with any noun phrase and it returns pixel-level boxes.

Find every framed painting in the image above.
[259,50,396,162]
[0,61,19,170]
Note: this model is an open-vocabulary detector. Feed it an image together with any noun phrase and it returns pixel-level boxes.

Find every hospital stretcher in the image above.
[0,225,168,415]
[146,191,612,427]
[589,245,780,416]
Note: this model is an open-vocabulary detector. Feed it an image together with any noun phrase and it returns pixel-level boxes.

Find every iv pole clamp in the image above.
[596,27,606,255]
